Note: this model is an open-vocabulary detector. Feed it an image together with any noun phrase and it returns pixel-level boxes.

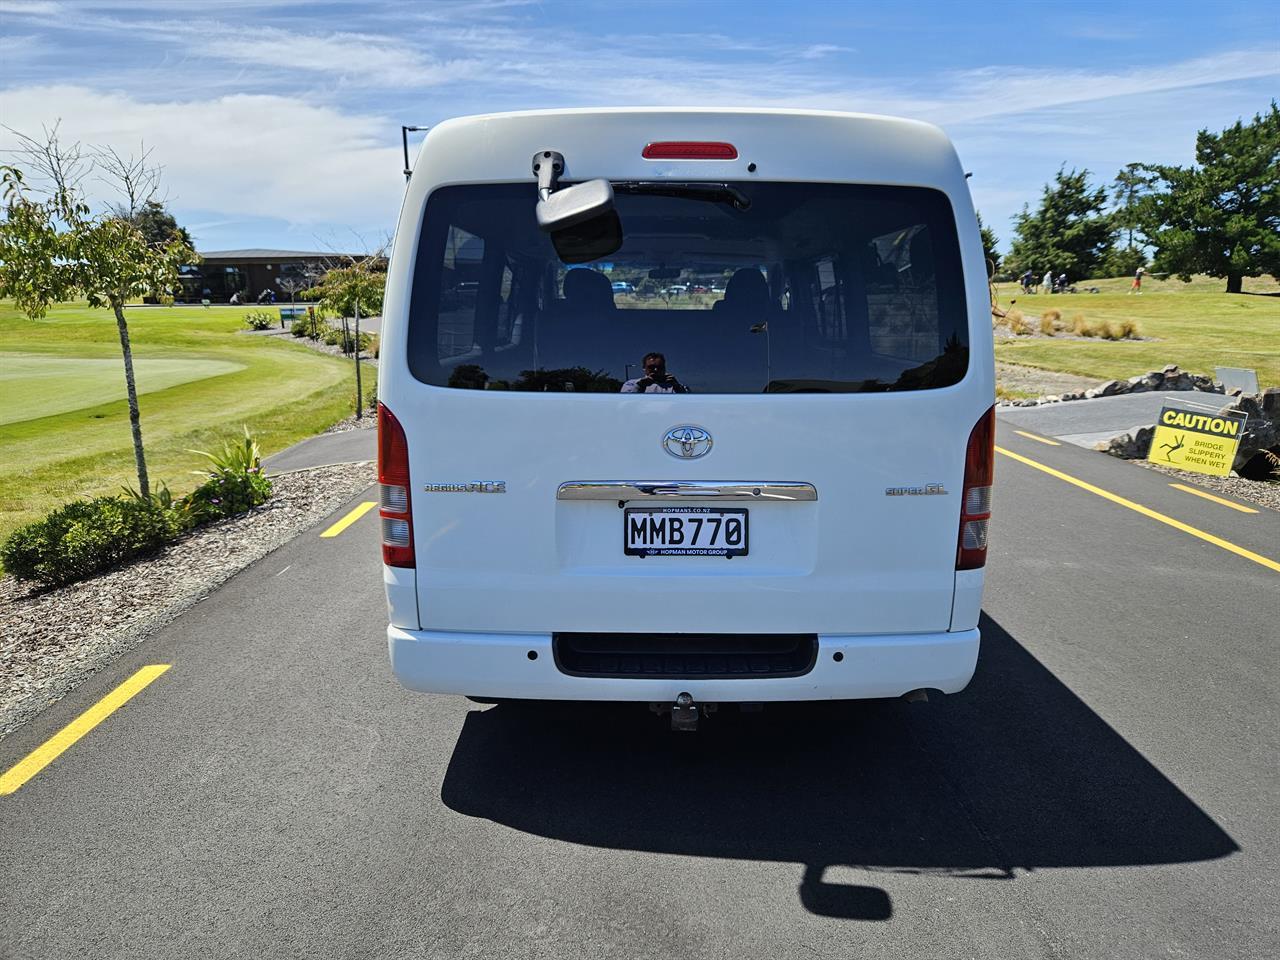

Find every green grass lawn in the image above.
[1,355,246,425]
[0,302,371,549]
[993,274,1280,389]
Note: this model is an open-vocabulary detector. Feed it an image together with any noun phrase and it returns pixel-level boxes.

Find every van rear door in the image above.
[392,179,984,637]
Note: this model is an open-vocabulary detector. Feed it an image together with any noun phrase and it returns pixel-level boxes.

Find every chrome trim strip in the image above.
[556,481,818,502]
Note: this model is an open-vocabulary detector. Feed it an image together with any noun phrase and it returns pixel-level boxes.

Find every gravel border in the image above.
[0,461,376,741]
[239,324,378,365]
[323,411,378,435]
[1132,460,1280,514]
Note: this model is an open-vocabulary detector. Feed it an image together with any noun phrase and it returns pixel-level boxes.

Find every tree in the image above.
[130,200,193,247]
[1110,162,1156,251]
[0,127,194,497]
[976,211,1000,275]
[1004,167,1114,280]
[305,256,385,418]
[1134,103,1280,293]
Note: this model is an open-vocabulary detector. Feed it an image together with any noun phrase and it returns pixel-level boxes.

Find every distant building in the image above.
[181,249,382,303]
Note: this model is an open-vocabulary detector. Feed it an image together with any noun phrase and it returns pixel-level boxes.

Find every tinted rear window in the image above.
[408,182,968,393]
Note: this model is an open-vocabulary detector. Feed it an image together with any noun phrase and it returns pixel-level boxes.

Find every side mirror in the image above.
[536,178,616,232]
[533,150,622,263]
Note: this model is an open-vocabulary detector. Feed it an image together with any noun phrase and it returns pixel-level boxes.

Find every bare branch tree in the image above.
[1,120,90,212]
[93,142,164,220]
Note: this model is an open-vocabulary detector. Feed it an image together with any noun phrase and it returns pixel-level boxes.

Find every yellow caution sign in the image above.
[1148,404,1246,477]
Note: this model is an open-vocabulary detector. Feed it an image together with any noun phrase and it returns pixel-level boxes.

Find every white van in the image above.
[379,109,994,722]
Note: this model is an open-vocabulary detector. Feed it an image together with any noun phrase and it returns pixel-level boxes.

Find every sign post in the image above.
[1147,403,1246,476]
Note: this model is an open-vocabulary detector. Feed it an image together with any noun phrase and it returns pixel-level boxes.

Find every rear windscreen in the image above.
[407,182,968,393]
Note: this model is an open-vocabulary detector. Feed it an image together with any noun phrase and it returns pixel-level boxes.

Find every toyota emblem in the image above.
[662,425,713,459]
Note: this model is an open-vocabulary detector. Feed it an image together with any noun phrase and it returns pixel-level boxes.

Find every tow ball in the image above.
[651,692,715,732]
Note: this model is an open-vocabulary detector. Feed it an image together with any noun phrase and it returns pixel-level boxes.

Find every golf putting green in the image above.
[0,354,247,426]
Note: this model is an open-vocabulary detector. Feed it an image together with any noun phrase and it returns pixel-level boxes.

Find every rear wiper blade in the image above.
[613,181,751,211]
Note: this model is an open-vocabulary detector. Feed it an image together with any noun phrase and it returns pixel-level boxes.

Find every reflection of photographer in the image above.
[622,352,688,394]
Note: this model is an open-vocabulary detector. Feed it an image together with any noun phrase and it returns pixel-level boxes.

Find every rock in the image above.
[1162,363,1180,376]
[1216,393,1280,469]
[1095,379,1130,397]
[1191,374,1220,392]
[1060,391,1084,401]
[1096,425,1155,459]
[1165,372,1193,390]
[1262,387,1280,417]
[1127,376,1150,393]
[1041,394,1061,404]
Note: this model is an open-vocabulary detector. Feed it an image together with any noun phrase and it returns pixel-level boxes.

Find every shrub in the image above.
[349,385,378,412]
[326,328,374,354]
[0,496,188,585]
[1070,313,1091,336]
[1006,309,1031,335]
[243,310,275,331]
[321,326,342,346]
[185,428,273,523]
[290,317,309,337]
[185,471,272,523]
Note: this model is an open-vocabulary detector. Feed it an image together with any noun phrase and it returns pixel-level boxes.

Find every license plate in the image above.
[624,507,748,558]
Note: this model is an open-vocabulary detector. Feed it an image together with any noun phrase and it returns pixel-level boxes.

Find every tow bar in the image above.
[651,692,716,732]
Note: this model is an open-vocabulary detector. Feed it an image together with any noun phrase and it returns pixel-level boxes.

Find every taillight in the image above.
[642,141,738,160]
[957,405,995,570]
[378,402,414,567]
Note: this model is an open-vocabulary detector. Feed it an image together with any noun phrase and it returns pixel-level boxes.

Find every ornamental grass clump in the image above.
[185,428,272,523]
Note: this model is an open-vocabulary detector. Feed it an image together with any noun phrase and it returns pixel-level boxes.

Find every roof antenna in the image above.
[402,125,429,183]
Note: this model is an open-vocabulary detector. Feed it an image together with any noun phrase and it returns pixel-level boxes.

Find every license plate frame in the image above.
[623,506,749,558]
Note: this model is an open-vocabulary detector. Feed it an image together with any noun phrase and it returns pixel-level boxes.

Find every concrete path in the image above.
[998,392,1227,448]
[263,426,376,473]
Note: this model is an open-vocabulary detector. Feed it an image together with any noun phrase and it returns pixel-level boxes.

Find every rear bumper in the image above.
[387,626,979,702]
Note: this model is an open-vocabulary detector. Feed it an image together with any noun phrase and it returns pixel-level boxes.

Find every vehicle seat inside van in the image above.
[536,268,617,370]
[713,268,773,320]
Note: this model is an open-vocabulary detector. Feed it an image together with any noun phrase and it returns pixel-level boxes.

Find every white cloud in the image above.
[0,85,403,231]
[941,48,1280,124]
[0,0,61,13]
[196,24,478,88]
[799,44,851,60]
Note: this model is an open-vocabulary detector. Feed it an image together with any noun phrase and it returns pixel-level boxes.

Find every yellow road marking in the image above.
[320,501,377,538]
[995,446,1280,575]
[1169,483,1258,514]
[0,664,171,796]
[1013,430,1061,446]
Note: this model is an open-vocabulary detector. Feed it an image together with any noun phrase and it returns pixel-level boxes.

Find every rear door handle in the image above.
[556,481,817,501]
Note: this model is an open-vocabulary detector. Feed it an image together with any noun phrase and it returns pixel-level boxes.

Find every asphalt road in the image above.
[2,420,1278,959]
[999,392,1231,448]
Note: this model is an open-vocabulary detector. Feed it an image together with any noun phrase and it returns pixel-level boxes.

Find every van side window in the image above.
[438,227,483,362]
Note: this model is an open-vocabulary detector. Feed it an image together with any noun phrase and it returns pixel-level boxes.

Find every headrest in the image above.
[563,269,615,309]
[723,267,770,306]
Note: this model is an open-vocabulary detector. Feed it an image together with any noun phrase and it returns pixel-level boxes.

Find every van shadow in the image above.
[439,614,1237,921]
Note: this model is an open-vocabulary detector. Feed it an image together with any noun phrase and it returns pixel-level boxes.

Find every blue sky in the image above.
[1,0,1276,253]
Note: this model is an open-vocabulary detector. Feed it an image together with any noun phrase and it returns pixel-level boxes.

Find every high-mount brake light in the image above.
[378,402,414,568]
[957,406,995,570]
[642,141,738,160]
